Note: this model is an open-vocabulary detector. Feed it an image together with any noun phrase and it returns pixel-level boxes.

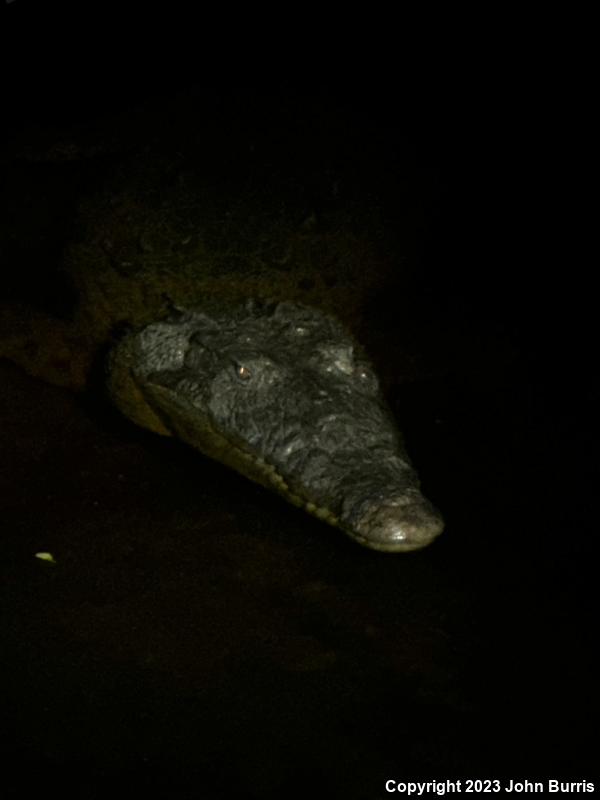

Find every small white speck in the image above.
[35,552,56,564]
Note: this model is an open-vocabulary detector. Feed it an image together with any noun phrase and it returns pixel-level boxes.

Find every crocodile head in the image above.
[108,301,444,552]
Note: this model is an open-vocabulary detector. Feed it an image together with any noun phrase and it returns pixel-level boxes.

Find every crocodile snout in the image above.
[348,490,444,552]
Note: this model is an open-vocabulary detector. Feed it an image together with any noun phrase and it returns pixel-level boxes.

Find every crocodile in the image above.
[0,101,444,552]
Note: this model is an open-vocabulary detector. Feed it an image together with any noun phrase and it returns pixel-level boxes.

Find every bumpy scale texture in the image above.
[109,301,444,552]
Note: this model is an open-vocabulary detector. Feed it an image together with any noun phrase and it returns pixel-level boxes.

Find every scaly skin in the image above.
[1,127,443,551]
[107,301,443,552]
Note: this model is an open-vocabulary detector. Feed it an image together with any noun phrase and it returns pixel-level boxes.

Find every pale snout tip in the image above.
[350,493,444,552]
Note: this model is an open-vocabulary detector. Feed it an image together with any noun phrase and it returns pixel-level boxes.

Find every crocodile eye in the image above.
[235,363,252,381]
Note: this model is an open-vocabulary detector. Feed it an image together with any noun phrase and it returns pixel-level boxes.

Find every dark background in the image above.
[0,5,594,798]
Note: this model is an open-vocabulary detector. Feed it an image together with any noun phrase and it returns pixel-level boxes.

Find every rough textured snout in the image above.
[350,492,444,552]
